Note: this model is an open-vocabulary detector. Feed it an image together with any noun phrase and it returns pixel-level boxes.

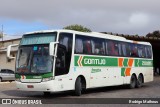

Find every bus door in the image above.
[54,33,73,91]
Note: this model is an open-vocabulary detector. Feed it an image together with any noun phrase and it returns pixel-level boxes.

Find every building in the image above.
[0,38,21,71]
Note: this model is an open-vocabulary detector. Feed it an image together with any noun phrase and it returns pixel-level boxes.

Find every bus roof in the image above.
[24,29,151,46]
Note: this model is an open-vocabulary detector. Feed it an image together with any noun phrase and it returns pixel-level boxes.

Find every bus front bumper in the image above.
[16,80,57,92]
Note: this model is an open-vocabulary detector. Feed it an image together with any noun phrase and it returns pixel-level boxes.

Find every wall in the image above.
[0,38,21,71]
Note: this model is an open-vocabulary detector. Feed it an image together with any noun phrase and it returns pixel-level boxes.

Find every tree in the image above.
[146,30,160,38]
[63,24,91,32]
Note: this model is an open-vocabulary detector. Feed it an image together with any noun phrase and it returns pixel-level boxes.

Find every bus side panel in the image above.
[73,67,126,89]
[105,68,124,86]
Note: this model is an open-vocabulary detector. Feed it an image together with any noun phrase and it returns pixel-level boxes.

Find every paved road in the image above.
[0,76,160,107]
[0,76,160,98]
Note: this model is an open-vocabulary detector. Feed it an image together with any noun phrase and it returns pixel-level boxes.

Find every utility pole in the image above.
[2,25,3,41]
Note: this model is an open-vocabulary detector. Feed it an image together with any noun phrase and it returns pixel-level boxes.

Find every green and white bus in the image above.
[7,30,153,96]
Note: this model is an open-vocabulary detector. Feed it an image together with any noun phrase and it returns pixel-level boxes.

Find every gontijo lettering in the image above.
[84,58,106,65]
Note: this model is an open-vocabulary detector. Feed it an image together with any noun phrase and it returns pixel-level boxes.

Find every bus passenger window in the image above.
[84,40,91,54]
[91,38,105,55]
[75,38,83,53]
[138,45,146,58]
[146,46,152,58]
[105,41,109,55]
[126,43,131,57]
[108,41,118,56]
[122,43,127,56]
[131,44,138,57]
[114,42,118,56]
[117,43,123,56]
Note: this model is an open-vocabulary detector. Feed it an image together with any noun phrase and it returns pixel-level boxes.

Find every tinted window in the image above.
[107,40,119,56]
[121,42,127,56]
[75,35,92,54]
[75,35,152,59]
[145,46,152,58]
[55,33,73,76]
[138,45,146,58]
[91,38,105,55]
[130,44,138,57]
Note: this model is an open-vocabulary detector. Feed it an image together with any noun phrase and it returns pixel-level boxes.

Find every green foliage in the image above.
[63,24,91,32]
[146,30,160,38]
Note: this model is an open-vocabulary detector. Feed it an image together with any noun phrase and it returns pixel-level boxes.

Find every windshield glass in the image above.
[16,45,53,74]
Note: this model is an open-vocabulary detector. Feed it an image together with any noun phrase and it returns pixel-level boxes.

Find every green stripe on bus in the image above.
[75,56,118,67]
[134,59,153,67]
[121,68,126,76]
[123,59,128,67]
[15,72,53,79]
[74,55,153,67]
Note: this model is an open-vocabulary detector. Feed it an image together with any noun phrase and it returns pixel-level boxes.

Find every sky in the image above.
[0,0,160,39]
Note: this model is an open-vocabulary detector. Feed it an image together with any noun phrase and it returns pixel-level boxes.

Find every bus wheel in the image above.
[129,74,137,89]
[75,77,82,96]
[136,74,143,88]
[43,92,51,96]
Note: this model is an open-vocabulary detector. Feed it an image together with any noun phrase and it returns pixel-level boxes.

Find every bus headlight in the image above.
[42,77,53,82]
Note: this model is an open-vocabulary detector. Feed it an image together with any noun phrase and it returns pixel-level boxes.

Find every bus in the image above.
[7,30,153,96]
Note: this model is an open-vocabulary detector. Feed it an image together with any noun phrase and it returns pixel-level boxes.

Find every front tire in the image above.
[129,75,137,89]
[75,77,82,96]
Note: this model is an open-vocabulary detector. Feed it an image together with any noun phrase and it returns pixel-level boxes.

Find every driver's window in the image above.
[56,48,65,68]
[55,47,66,76]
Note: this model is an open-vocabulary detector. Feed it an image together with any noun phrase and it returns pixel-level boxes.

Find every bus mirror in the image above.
[7,44,19,59]
[49,42,59,57]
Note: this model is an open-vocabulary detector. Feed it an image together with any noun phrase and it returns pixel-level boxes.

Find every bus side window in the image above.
[108,41,114,55]
[130,44,138,57]
[75,38,83,54]
[117,42,122,56]
[114,42,119,56]
[126,43,131,57]
[122,43,127,57]
[105,40,109,55]
[108,41,118,56]
[91,38,105,55]
[137,45,146,58]
[147,46,152,58]
[145,46,148,58]
[83,39,91,54]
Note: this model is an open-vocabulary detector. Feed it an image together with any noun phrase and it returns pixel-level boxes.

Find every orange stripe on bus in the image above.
[128,59,134,67]
[125,68,131,76]
[78,56,83,66]
[118,58,124,67]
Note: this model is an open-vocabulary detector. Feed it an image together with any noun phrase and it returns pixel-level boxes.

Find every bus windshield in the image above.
[16,45,53,74]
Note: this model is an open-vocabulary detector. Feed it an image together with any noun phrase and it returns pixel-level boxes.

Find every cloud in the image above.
[0,0,160,35]
[129,13,150,27]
